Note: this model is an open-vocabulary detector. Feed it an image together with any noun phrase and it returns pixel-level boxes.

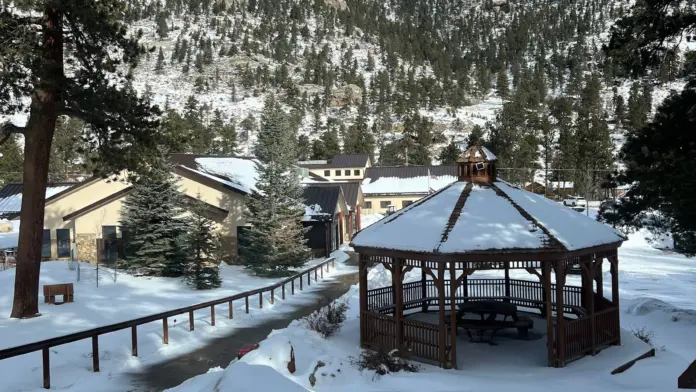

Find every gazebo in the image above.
[350,146,626,369]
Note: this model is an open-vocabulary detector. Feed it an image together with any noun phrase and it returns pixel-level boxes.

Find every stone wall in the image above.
[76,234,98,264]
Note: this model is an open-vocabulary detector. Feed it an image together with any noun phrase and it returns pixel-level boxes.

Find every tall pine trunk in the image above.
[10,7,62,318]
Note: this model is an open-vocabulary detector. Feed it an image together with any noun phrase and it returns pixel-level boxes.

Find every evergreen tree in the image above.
[496,70,510,99]
[120,168,188,277]
[155,47,166,73]
[1,0,165,318]
[184,196,222,290]
[437,140,461,164]
[0,135,23,186]
[156,13,169,39]
[49,116,87,179]
[239,96,309,275]
[297,135,310,161]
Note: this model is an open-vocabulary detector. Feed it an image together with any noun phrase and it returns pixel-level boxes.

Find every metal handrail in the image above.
[0,257,337,388]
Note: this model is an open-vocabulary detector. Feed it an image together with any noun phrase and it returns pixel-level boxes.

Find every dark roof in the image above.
[307,172,330,182]
[363,165,457,181]
[0,182,80,216]
[331,154,370,168]
[310,181,361,209]
[298,154,371,170]
[302,186,341,216]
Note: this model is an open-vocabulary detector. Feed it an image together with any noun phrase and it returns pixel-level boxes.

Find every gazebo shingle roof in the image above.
[351,180,625,254]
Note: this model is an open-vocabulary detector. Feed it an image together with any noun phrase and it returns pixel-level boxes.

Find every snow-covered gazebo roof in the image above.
[351,146,625,258]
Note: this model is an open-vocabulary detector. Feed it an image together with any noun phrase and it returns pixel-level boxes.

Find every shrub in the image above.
[305,300,348,338]
[349,349,419,377]
[631,326,655,346]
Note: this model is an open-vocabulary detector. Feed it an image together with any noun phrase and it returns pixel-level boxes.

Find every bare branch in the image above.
[0,122,26,146]
[59,106,90,122]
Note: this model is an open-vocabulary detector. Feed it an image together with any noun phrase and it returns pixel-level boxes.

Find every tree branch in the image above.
[59,106,90,122]
[0,122,26,146]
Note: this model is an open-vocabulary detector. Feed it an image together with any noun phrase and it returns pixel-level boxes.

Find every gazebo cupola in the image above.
[456,145,497,183]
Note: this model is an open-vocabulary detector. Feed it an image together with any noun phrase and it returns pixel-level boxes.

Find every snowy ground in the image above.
[0,250,354,391]
[168,229,696,392]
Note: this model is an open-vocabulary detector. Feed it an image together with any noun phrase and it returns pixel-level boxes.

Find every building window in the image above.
[41,229,51,258]
[365,201,372,209]
[354,169,360,176]
[56,229,71,258]
[402,200,413,208]
[344,169,350,176]
[335,170,341,176]
[324,170,330,176]
[380,201,391,209]
[102,226,118,262]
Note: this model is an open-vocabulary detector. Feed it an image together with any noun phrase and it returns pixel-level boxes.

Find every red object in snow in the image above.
[237,343,260,359]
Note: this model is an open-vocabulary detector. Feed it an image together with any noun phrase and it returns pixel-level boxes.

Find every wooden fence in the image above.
[0,257,337,389]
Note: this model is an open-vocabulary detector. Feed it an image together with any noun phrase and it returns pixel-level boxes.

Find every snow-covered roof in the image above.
[195,157,259,194]
[361,175,457,195]
[0,183,75,216]
[549,181,574,189]
[352,180,625,254]
[303,203,331,222]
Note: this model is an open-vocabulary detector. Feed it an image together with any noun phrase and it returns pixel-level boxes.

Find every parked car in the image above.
[563,196,587,208]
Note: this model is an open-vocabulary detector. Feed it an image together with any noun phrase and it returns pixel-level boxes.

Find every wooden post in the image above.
[131,326,138,357]
[162,318,169,344]
[229,300,233,319]
[259,292,263,308]
[92,336,99,372]
[245,296,249,313]
[596,258,604,299]
[292,279,295,294]
[437,262,446,368]
[587,261,597,355]
[504,261,511,301]
[321,265,324,278]
[211,305,216,326]
[449,262,458,369]
[307,271,311,286]
[610,253,621,346]
[189,310,195,331]
[271,288,274,304]
[300,275,303,290]
[315,268,318,281]
[359,255,369,347]
[543,261,554,367]
[42,347,50,389]
[421,260,427,312]
[393,258,403,354]
[555,261,566,368]
[282,284,286,300]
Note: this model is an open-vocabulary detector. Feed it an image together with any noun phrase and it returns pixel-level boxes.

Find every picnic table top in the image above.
[458,300,517,316]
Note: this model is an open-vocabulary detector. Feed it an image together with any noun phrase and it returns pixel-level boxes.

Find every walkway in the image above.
[130,255,359,391]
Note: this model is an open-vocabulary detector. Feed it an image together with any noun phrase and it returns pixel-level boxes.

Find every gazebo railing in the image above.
[367,279,584,316]
[403,318,442,363]
[563,306,620,360]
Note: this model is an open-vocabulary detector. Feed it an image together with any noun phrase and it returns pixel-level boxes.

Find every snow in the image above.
[360,214,384,229]
[194,157,259,194]
[304,204,330,221]
[480,146,497,161]
[361,175,457,195]
[0,250,354,392]
[353,182,465,252]
[170,362,308,392]
[0,184,73,215]
[495,181,626,250]
[438,185,547,252]
[167,228,695,392]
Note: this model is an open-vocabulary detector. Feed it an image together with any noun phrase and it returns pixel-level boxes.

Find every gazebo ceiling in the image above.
[351,180,626,256]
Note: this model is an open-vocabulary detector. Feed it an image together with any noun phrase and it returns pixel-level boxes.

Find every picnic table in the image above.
[447,300,533,344]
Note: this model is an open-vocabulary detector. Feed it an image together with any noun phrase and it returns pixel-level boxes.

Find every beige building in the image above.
[299,154,372,181]
[22,155,255,263]
[360,165,458,215]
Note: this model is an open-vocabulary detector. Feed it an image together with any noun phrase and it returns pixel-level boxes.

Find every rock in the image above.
[308,360,326,387]
[330,84,362,107]
[324,0,348,10]
[287,345,296,374]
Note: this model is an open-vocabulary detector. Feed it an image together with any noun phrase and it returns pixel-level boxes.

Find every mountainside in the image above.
[2,0,695,194]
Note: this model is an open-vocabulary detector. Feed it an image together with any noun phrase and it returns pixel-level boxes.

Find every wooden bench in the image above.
[455,315,534,342]
[43,283,74,305]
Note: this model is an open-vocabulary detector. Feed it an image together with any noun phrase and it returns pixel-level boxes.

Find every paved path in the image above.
[130,260,358,391]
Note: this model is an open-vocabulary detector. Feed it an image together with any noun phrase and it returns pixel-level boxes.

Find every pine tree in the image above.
[496,70,510,99]
[1,0,165,318]
[156,13,169,39]
[184,196,222,290]
[0,135,23,186]
[156,47,166,73]
[239,96,310,276]
[437,140,461,164]
[120,168,188,277]
[297,135,310,161]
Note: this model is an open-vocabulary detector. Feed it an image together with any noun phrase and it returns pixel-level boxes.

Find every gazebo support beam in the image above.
[437,262,446,368]
[421,261,427,312]
[358,256,368,346]
[504,261,510,302]
[394,257,404,354]
[555,260,567,367]
[449,262,458,369]
[610,252,621,345]
[543,261,554,366]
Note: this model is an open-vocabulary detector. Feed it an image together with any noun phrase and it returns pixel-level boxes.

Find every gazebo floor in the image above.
[404,311,653,373]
